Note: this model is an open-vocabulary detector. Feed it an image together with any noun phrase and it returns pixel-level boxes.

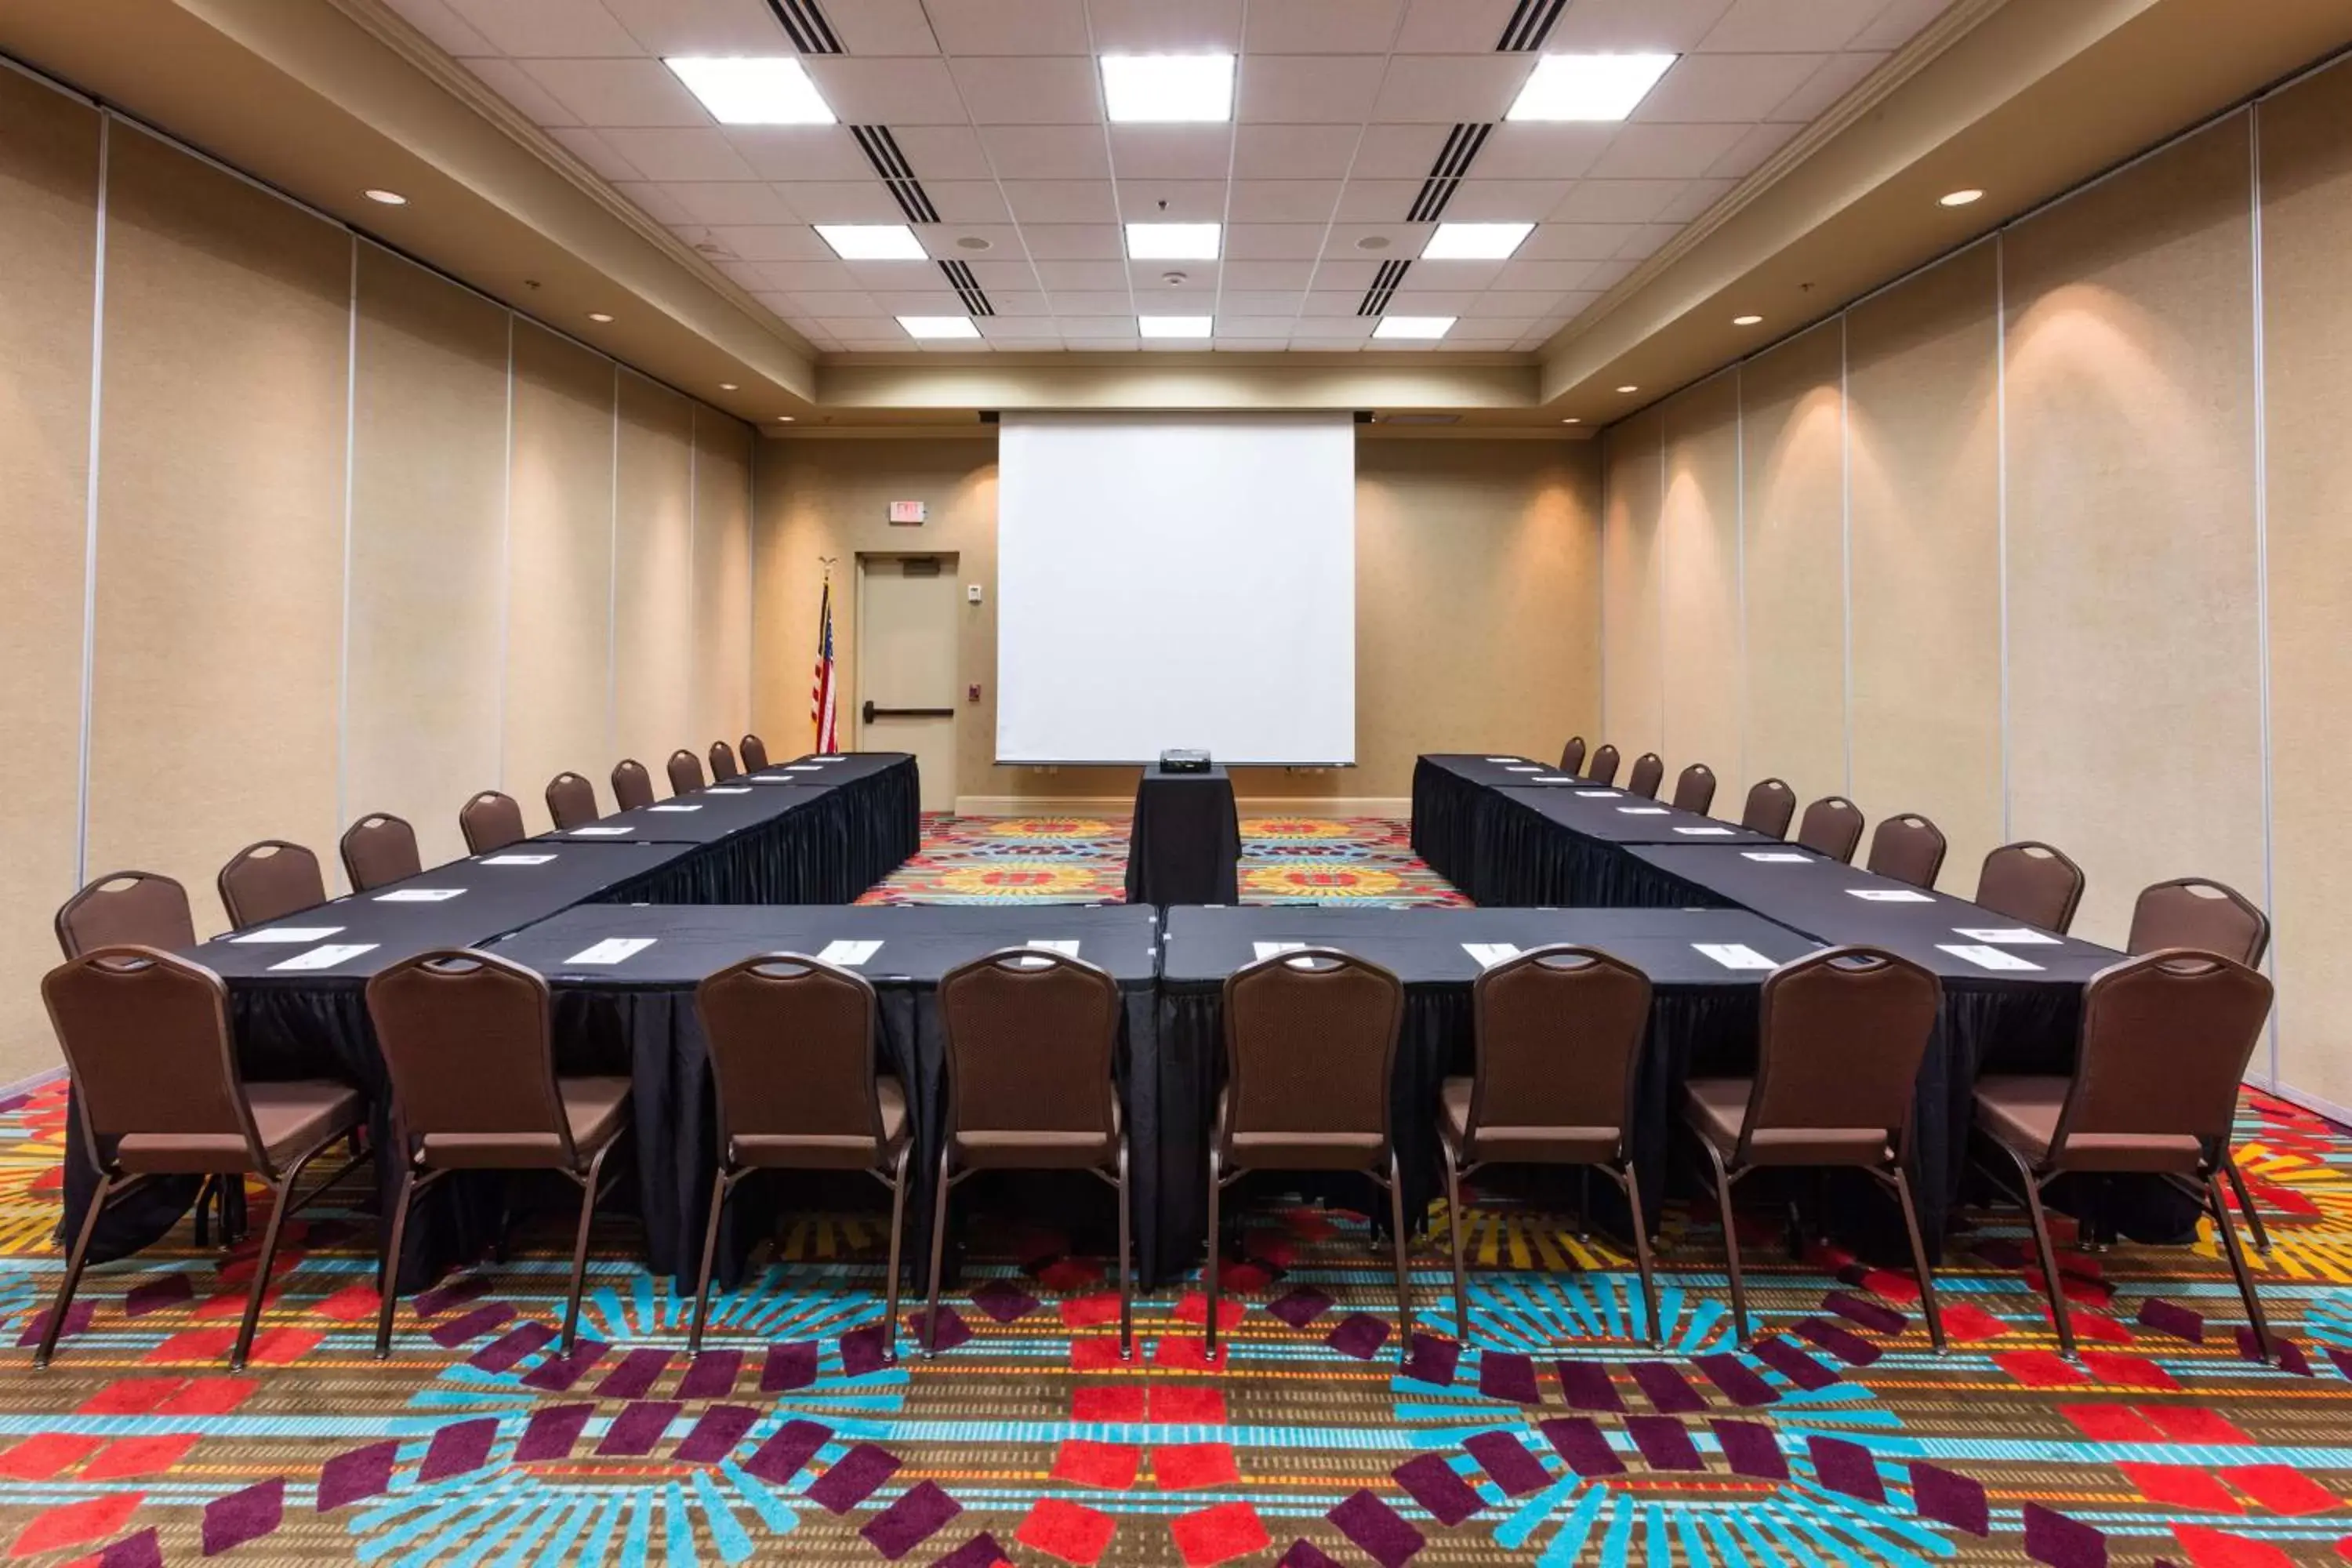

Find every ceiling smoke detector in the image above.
[955,235,993,251]
[1161,270,1189,285]
[1356,235,1392,251]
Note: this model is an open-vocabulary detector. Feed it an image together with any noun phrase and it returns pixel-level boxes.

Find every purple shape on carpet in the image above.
[909,1307,972,1352]
[595,1348,673,1399]
[1277,1543,1344,1568]
[1973,1237,2032,1269]
[1809,1436,1886,1502]
[470,1321,555,1374]
[1393,1454,1483,1525]
[809,1443,902,1513]
[420,1417,497,1482]
[315,1440,397,1512]
[426,1303,514,1348]
[520,1339,608,1392]
[99,1530,162,1568]
[597,1401,681,1457]
[742,1419,832,1486]
[864,1481,963,1561]
[1403,1333,1459,1388]
[1824,1291,1907,1334]
[931,1534,1011,1568]
[1325,1312,1391,1360]
[1629,1361,1705,1413]
[2136,1298,2205,1343]
[2276,1336,2315,1377]
[1328,1488,1426,1568]
[1476,1351,1540,1404]
[1268,1286,1334,1328]
[201,1477,284,1555]
[15,1300,93,1348]
[971,1279,1039,1323]
[2023,1503,2108,1568]
[677,1349,741,1400]
[414,1274,490,1319]
[1911,1462,1991,1536]
[1792,1317,1882,1367]
[1464,1431,1550,1497]
[1694,1353,1777,1407]
[124,1275,195,1319]
[762,1340,819,1392]
[676,1404,760,1464]
[2331,1345,2352,1381]
[841,1323,890,1376]
[1625,1417,1704,1471]
[1753,1338,1839,1390]
[514,1403,595,1462]
[1555,1362,1624,1412]
[1537,1417,1624,1477]
[1710,1420,1787,1480]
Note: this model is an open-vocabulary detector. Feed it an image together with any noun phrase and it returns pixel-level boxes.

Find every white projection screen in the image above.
[996,412,1356,765]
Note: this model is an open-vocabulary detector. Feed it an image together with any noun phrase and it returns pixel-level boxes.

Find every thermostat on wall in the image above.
[887,499,927,524]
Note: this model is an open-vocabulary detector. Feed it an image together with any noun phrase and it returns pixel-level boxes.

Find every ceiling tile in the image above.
[1616,222,1682,259]
[1372,56,1537,123]
[1033,259,1131,290]
[980,125,1112,180]
[1244,0,1403,50]
[1439,179,1574,221]
[1697,0,1888,53]
[985,292,1053,315]
[1214,317,1301,338]
[1106,126,1235,180]
[1222,259,1316,289]
[1302,258,1381,289]
[1494,258,1605,291]
[1020,223,1125,258]
[844,260,946,290]
[752,260,863,291]
[802,59,967,125]
[869,289,970,312]
[658,181,798,224]
[1112,180,1229,220]
[1228,180,1343,222]
[821,0,943,54]
[594,128,759,182]
[1466,122,1614,180]
[1128,266,1220,296]
[1767,50,1889,122]
[1085,0,1246,52]
[1332,180,1423,221]
[715,259,771,290]
[439,0,642,56]
[1346,123,1451,178]
[1478,289,1584,317]
[1381,289,1478,313]
[1581,258,1637,290]
[514,58,710,126]
[1403,257,1507,289]
[1708,121,1801,178]
[1586,123,1748,179]
[1238,56,1386,123]
[383,0,497,56]
[1853,0,1955,50]
[1393,0,1521,51]
[1657,177,1736,222]
[921,227,1024,260]
[1217,292,1305,315]
[1001,180,1120,222]
[888,126,994,180]
[1058,316,1143,337]
[1226,224,1331,260]
[1231,123,1365,180]
[1548,179,1686,222]
[1450,317,1537,338]
[704,225,836,262]
[1544,0,1737,50]
[923,183,1017,223]
[921,0,1092,53]
[789,292,881,314]
[960,258,1043,287]
[1520,222,1640,259]
[598,0,789,54]
[722,127,873,181]
[611,181,695,223]
[1298,293,1375,318]
[1635,53,1827,122]
[768,181,907,223]
[463,58,582,126]
[979,314,1050,336]
[1323,221,1428,254]
[548,126,642,180]
[947,56,1104,123]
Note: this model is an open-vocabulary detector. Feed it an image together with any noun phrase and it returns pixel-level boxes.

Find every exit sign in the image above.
[887,500,927,524]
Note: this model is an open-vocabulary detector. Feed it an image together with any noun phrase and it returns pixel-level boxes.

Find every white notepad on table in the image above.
[1846,887,1933,903]
[706,786,752,795]
[1693,943,1777,970]
[1532,775,1576,784]
[231,926,343,944]
[1504,765,1541,772]
[572,825,633,836]
[1461,942,1520,969]
[1253,941,1307,961]
[565,938,656,965]
[1936,943,2044,972]
[1675,826,1734,836]
[818,939,883,966]
[1575,790,1619,799]
[483,854,556,866]
[1742,851,1809,863]
[1026,939,1081,956]
[1952,926,2060,946]
[784,765,822,772]
[1617,807,1669,816]
[269,943,378,972]
[375,887,464,903]
[1483,757,1521,764]
[648,804,702,813]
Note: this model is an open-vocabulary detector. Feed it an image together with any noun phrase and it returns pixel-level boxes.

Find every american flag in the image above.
[811,577,839,753]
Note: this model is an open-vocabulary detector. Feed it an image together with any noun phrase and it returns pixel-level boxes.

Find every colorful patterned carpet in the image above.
[4,820,2351,1566]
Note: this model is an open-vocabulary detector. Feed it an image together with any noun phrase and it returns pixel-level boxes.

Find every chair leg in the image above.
[232,1159,311,1370]
[1888,1163,1946,1354]
[38,1171,113,1369]
[1621,1162,1661,1349]
[1385,1152,1413,1364]
[1203,1149,1223,1358]
[2009,1149,2074,1359]
[561,1144,613,1353]
[374,1167,419,1359]
[192,1174,212,1250]
[1439,1142,1469,1343]
[1697,1138,1749,1345]
[1114,1135,1134,1360]
[881,1145,910,1367]
[923,1148,953,1358]
[688,1169,731,1359]
[2205,1171,2271,1362]
[2221,1153,2271,1254]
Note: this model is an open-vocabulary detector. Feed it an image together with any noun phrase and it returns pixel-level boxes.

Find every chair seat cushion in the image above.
[1440,1076,1619,1165]
[1974,1075,2205,1174]
[737,1077,909,1171]
[115,1080,363,1176]
[419,1076,632,1171]
[1683,1078,1892,1167]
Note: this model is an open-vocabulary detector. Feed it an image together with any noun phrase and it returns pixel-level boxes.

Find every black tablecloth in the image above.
[1124,765,1240,906]
[1411,754,1574,895]
[757,753,924,902]
[486,902,1160,1287]
[1472,786,1779,907]
[1153,905,1822,1281]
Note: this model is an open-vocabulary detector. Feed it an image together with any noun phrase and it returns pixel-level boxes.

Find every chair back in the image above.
[709,741,740,782]
[612,759,655,813]
[696,956,884,1162]
[1468,946,1650,1153]
[56,871,196,960]
[1865,813,1946,890]
[667,749,706,797]
[938,949,1121,1140]
[1743,947,1940,1158]
[341,813,422,893]
[44,947,257,1164]
[740,734,771,771]
[459,790,527,856]
[2056,951,2272,1157]
[1973,841,2085,934]
[1626,753,1664,800]
[365,950,571,1163]
[1671,764,1717,815]
[217,841,326,930]
[1221,949,1403,1149]
[546,771,600,830]
[2128,877,2270,967]
[1585,743,1621,786]
[1740,779,1795,838]
[1795,796,1864,863]
[1558,736,1586,775]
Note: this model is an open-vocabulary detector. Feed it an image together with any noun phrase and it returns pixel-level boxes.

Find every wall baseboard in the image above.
[2261,1078,2352,1134]
[953,795,1413,818]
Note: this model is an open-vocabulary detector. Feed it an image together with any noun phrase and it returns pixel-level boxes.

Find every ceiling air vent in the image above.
[851,126,940,223]
[1496,0,1569,51]
[1407,123,1490,223]
[1376,413,1462,425]
[765,0,843,54]
[1356,258,1411,317]
[937,260,993,317]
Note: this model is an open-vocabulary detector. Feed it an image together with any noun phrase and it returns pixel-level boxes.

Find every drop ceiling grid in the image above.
[385,0,1956,353]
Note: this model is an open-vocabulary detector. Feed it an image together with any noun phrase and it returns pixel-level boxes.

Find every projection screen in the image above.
[995,412,1356,765]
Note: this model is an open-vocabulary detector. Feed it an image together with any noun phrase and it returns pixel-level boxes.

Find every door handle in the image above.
[862,701,956,723]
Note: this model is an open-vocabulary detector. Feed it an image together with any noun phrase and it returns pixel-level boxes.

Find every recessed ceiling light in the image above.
[1617,384,1638,393]
[898,315,981,339]
[1508,53,1677,122]
[664,56,835,125]
[1940,187,1984,207]
[777,416,795,423]
[1423,222,1534,261]
[1100,54,1235,123]
[1138,316,1212,339]
[588,312,615,323]
[1372,316,1456,340]
[815,223,927,261]
[1356,235,1392,251]
[1733,314,1762,326]
[720,382,739,390]
[1563,417,1581,424]
[364,188,407,206]
[1126,223,1221,261]
[955,235,993,252]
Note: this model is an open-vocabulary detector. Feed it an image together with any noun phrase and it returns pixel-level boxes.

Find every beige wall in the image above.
[0,89,752,1082]
[752,435,1602,809]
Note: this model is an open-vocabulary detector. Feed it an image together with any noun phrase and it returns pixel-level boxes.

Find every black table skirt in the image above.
[1409,757,1489,898]
[1124,768,1241,906]
[611,758,920,906]
[1472,793,1737,909]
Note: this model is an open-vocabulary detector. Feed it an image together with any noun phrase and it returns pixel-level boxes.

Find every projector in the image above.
[1159,750,1212,773]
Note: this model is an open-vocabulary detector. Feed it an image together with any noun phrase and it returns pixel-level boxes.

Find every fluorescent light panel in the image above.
[1422,222,1533,260]
[1138,316,1212,339]
[1126,222,1221,260]
[816,223,927,260]
[1372,316,1455,340]
[1100,54,1235,122]
[1507,53,1676,122]
[898,315,980,339]
[665,56,835,125]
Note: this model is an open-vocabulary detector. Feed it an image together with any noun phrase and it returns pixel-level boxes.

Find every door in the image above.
[856,554,960,812]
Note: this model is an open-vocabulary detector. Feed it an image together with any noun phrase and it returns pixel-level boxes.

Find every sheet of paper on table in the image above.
[1742,851,1809,862]
[1693,943,1777,970]
[1846,887,1933,903]
[230,926,343,944]
[269,943,379,971]
[1252,941,1308,961]
[1936,943,2044,971]
[817,939,884,966]
[1461,942,1521,968]
[1952,927,2060,946]
[572,826,633,835]
[565,938,657,965]
[376,888,465,902]
[483,854,556,866]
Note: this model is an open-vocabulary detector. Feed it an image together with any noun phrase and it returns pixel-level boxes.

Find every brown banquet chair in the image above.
[1585,743,1621,786]
[1626,753,1664,800]
[927,949,1132,1358]
[56,870,196,960]
[1865,813,1947,890]
[2128,877,2270,967]
[612,758,655,813]
[341,813,423,893]
[667,749,706,797]
[217,841,328,930]
[1740,779,1796,839]
[1683,946,1947,1350]
[459,790,527,856]
[1796,796,1865,864]
[1442,947,1659,1345]
[38,947,366,1369]
[1975,842,2085,935]
[1209,949,1411,1363]
[1558,736,1587,775]
[366,950,631,1356]
[691,956,910,1359]
[1671,764,1718,815]
[709,741,740,782]
[740,734,771,771]
[1973,950,2274,1358]
[546,772,601,831]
